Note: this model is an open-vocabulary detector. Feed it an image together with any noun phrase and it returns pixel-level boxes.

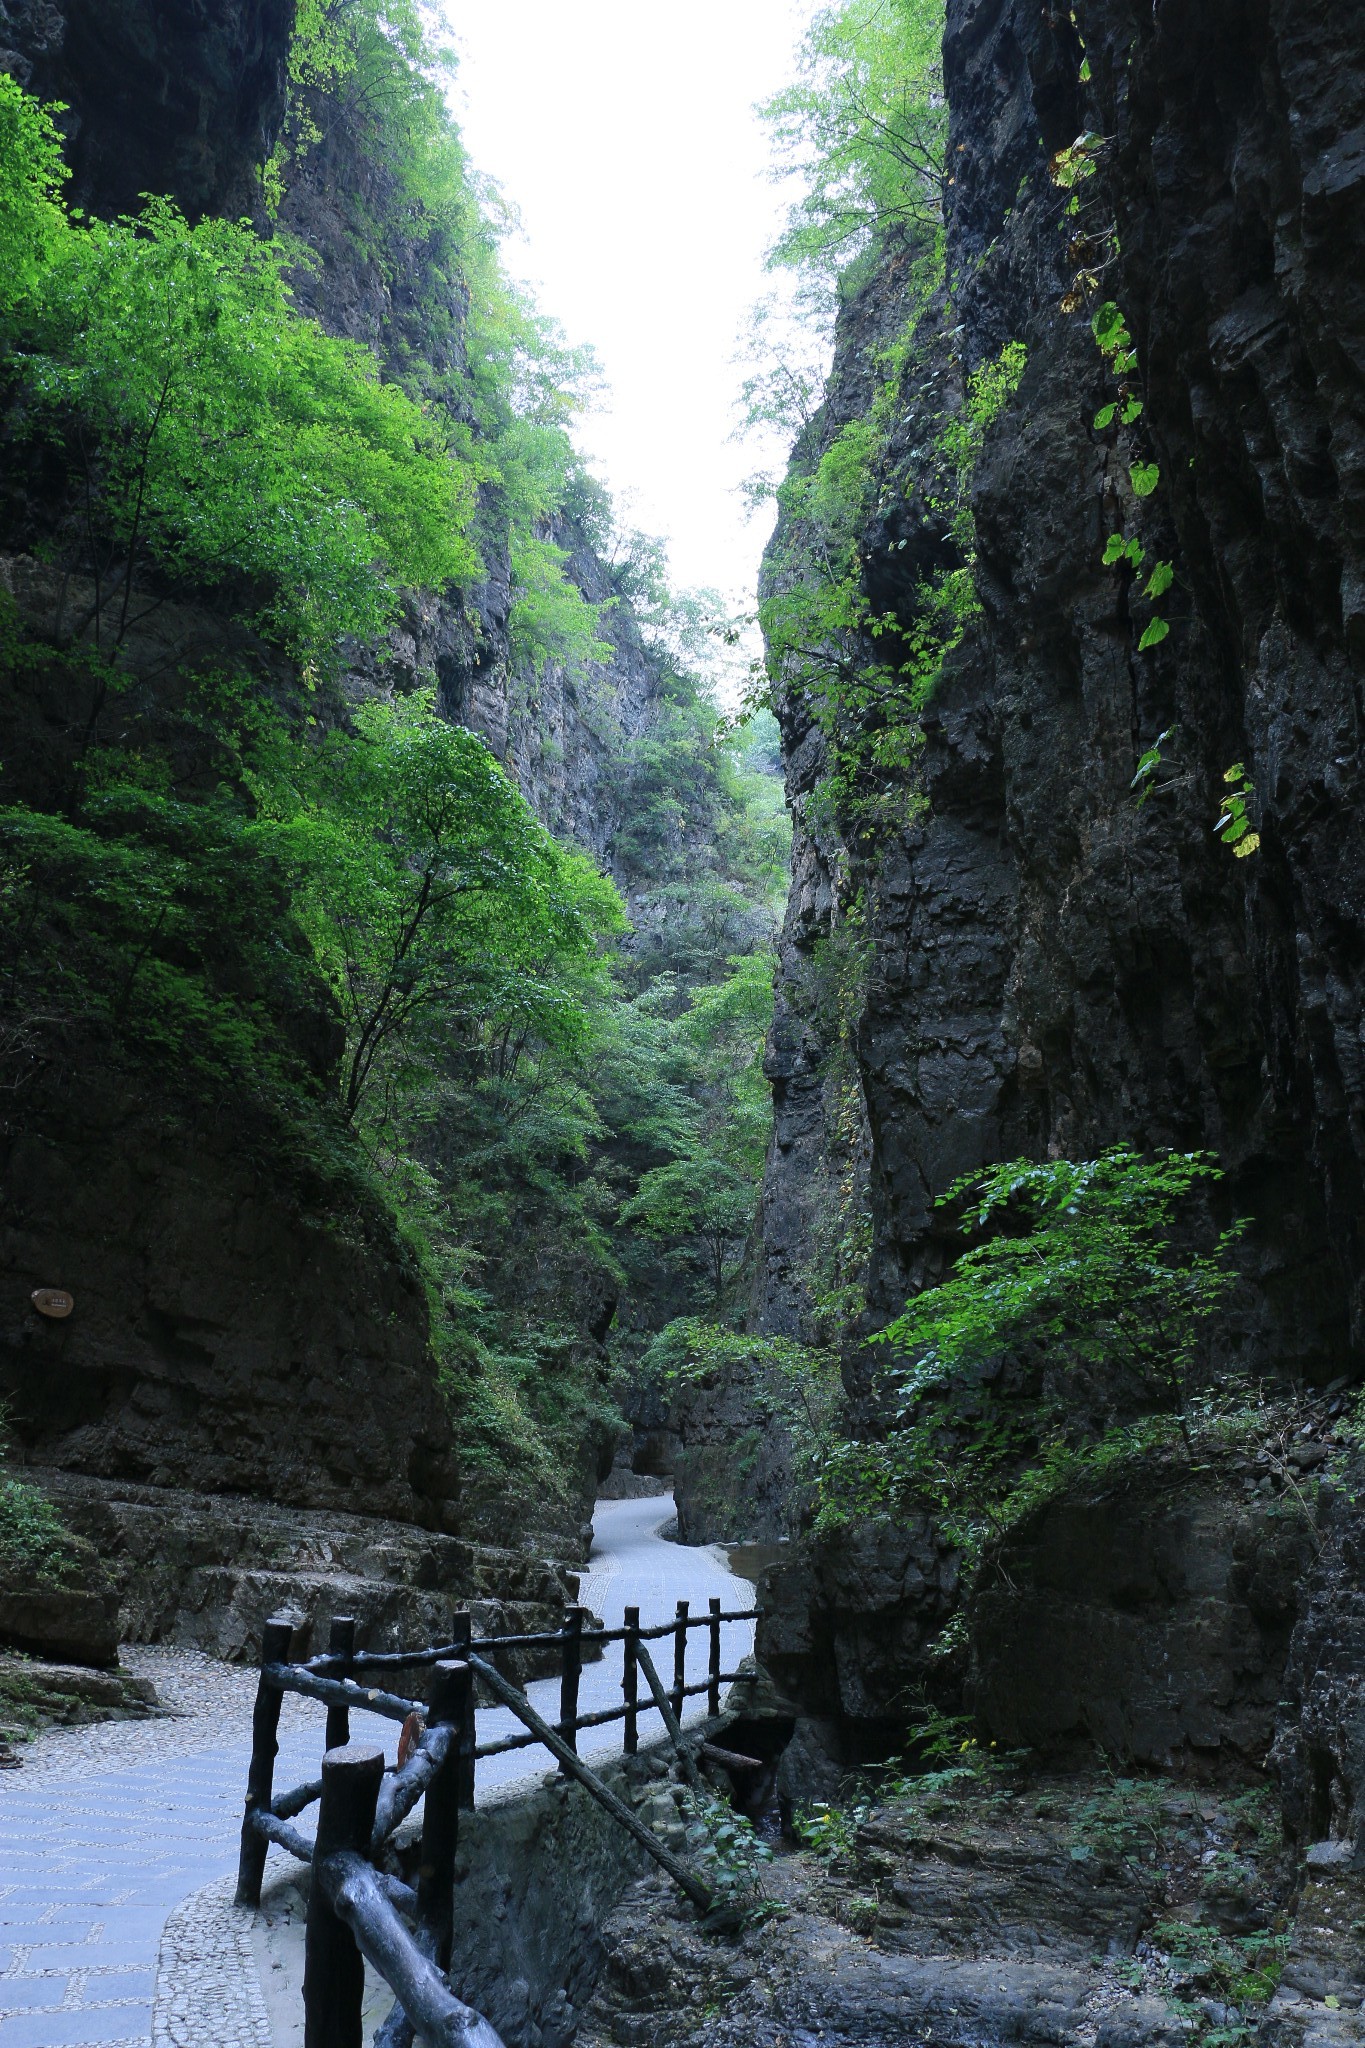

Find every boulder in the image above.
[756,1512,958,1748]
[0,1530,120,1667]
[968,1452,1315,1765]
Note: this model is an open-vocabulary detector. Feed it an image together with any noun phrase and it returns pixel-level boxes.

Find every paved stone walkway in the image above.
[0,1498,754,2048]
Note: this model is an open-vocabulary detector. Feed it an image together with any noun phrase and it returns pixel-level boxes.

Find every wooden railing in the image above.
[234,1598,754,2046]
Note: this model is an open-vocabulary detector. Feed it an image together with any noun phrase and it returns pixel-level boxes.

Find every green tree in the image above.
[621,1152,756,1307]
[2,120,480,672]
[762,0,947,285]
[879,1149,1246,1429]
[252,691,625,1120]
[0,75,68,313]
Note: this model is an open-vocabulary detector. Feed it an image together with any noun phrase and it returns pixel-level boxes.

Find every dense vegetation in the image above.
[0,10,787,1535]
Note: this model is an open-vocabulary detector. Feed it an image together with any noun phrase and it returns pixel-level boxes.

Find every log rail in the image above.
[234,1594,757,2046]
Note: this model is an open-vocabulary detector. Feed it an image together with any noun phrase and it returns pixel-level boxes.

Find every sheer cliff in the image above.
[0,0,671,1543]
[759,0,1365,1383]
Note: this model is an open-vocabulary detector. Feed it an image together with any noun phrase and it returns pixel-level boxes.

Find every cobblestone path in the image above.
[0,1498,754,2048]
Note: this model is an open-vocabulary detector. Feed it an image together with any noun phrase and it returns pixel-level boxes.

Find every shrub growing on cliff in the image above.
[877,1149,1245,1427]
[0,1469,76,1582]
[1,94,481,668]
[762,0,948,284]
[808,1150,1247,1542]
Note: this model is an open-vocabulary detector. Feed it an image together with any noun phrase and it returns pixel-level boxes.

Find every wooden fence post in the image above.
[623,1605,639,1756]
[708,1596,722,1717]
[672,1600,688,1721]
[305,1743,384,2048]
[450,1610,475,1810]
[558,1605,583,1772]
[418,1660,468,1973]
[325,1615,357,1751]
[236,1615,295,1908]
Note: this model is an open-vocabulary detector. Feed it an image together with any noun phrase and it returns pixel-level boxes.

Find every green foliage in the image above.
[762,0,948,286]
[509,532,611,679]
[801,1150,1246,1544]
[1086,303,1177,656]
[793,1799,868,1861]
[620,1155,754,1304]
[1066,1771,1171,1894]
[749,4,961,840]
[3,135,480,666]
[878,1149,1244,1422]
[761,335,1024,841]
[1214,763,1261,859]
[0,656,329,1105]
[615,949,780,1308]
[252,689,624,1121]
[1152,1921,1289,2041]
[0,1471,77,1582]
[641,1318,843,1511]
[682,1790,781,1923]
[0,74,68,315]
[1131,725,1173,806]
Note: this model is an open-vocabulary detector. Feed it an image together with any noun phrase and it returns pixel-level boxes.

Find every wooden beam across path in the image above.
[632,1640,701,1791]
[465,1652,713,1912]
[323,1852,505,2048]
[308,1742,502,2048]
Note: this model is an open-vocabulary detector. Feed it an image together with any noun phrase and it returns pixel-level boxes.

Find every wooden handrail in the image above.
[302,1606,757,1675]
[241,1598,757,2043]
[465,1653,712,1912]
[309,1742,503,2048]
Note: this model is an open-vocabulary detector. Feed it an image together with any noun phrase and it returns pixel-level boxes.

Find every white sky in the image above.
[444,1,816,622]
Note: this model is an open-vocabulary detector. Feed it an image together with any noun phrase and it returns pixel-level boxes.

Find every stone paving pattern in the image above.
[0,1500,754,2048]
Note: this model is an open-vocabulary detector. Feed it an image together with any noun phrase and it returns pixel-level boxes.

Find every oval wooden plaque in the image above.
[31,1287,74,1319]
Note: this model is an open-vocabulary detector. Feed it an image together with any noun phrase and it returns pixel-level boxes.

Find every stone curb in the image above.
[152,1872,272,2048]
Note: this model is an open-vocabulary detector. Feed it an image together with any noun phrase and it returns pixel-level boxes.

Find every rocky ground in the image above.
[580,1750,1362,2048]
[0,1653,160,1765]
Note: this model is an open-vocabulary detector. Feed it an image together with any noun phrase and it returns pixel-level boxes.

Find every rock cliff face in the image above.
[0,0,292,220]
[747,0,1364,1751]
[966,1451,1315,1766]
[0,0,664,1545]
[759,0,1365,1378]
[0,2,456,1530]
[275,114,661,867]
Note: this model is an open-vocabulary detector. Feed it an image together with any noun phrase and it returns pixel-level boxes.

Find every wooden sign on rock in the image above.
[30,1288,74,1319]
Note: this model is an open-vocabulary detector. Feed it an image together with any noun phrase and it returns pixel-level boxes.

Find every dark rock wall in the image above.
[757,1514,959,1749]
[670,1364,795,1545]
[0,0,293,220]
[0,1066,457,1528]
[749,0,1364,1746]
[967,1457,1314,1766]
[1275,1460,1365,1853]
[758,0,1365,1378]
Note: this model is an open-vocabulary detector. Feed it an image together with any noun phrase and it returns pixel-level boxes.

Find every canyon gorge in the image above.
[0,1,1363,2045]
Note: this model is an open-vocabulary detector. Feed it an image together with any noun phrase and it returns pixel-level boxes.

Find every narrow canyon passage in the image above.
[0,1503,752,2047]
[1,0,1362,2043]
